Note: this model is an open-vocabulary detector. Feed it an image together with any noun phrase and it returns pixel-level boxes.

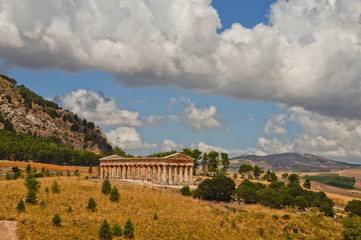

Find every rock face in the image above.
[0,75,112,155]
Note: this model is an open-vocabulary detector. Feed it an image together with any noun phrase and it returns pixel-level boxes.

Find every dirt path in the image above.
[0,221,18,240]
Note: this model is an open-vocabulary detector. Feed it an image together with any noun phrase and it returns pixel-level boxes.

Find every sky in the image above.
[1,0,361,163]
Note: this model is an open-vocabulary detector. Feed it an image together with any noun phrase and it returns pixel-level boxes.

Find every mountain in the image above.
[230,152,361,172]
[0,74,112,155]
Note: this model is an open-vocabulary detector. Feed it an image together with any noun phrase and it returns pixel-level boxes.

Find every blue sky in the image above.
[1,0,361,163]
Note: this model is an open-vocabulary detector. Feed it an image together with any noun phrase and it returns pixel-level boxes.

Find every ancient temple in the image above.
[99,153,194,185]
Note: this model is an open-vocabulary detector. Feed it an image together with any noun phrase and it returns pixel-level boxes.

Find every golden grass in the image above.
[0,177,344,240]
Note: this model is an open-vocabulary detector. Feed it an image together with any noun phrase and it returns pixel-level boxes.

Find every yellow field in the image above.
[0,176,344,240]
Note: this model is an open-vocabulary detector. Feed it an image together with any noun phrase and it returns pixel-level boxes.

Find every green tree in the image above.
[99,219,112,239]
[345,200,361,216]
[233,173,238,179]
[66,170,71,176]
[253,165,264,179]
[343,216,361,240]
[16,198,25,212]
[86,197,97,212]
[25,189,37,204]
[194,174,235,202]
[153,213,158,220]
[32,167,37,173]
[123,219,135,238]
[191,149,202,175]
[256,188,283,209]
[262,170,278,182]
[74,169,80,176]
[239,164,253,179]
[6,172,11,180]
[180,185,192,196]
[51,180,60,193]
[288,174,300,184]
[41,167,46,173]
[109,186,120,202]
[207,151,220,176]
[26,164,31,173]
[52,214,61,226]
[112,223,122,236]
[45,169,50,177]
[201,153,208,174]
[220,152,230,173]
[303,177,311,189]
[88,166,93,174]
[101,179,111,194]
[24,174,40,191]
[282,173,289,180]
[4,119,14,131]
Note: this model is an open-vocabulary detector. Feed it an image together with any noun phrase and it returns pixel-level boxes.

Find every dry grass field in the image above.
[0,176,344,240]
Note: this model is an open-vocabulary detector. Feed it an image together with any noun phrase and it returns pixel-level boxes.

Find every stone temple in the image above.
[99,153,194,185]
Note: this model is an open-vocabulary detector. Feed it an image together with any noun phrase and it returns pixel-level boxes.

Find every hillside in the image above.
[0,74,112,155]
[230,153,360,172]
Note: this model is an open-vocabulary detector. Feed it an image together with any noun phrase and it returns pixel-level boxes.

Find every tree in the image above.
[6,172,11,180]
[153,213,158,220]
[294,196,308,210]
[201,153,208,174]
[74,169,80,176]
[282,173,289,180]
[101,179,111,194]
[191,149,202,174]
[99,220,112,239]
[345,200,361,216]
[26,164,31,173]
[288,174,300,184]
[207,151,220,176]
[221,152,230,173]
[51,180,60,193]
[52,214,62,226]
[16,198,25,212]
[262,170,278,182]
[86,197,97,212]
[25,189,37,204]
[12,167,19,173]
[123,219,135,238]
[233,173,237,179]
[112,223,122,236]
[180,185,192,196]
[253,165,264,179]
[239,164,253,179]
[303,177,311,189]
[4,119,14,131]
[24,174,40,191]
[194,175,235,202]
[343,216,361,240]
[88,166,93,174]
[66,170,71,176]
[41,167,46,173]
[256,188,283,209]
[45,169,50,177]
[109,186,120,202]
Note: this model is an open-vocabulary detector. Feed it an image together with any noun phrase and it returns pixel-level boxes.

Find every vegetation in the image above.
[101,179,111,194]
[87,197,98,212]
[124,219,135,238]
[16,198,25,212]
[0,129,102,166]
[345,200,361,216]
[112,223,122,236]
[99,219,112,239]
[193,174,235,202]
[303,177,311,189]
[180,185,192,196]
[51,180,60,193]
[309,173,356,189]
[288,173,300,184]
[52,213,62,226]
[109,186,120,202]
[25,189,38,204]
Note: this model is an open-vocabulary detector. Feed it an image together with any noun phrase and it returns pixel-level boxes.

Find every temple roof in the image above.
[99,153,194,161]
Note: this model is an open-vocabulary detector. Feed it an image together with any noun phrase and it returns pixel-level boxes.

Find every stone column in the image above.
[162,165,167,184]
[158,165,161,183]
[173,166,177,185]
[115,166,118,179]
[167,165,171,185]
[179,166,183,183]
[184,167,188,183]
[189,167,193,184]
[100,166,103,179]
[128,166,132,179]
[147,166,151,181]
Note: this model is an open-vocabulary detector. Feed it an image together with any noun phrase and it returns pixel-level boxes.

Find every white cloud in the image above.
[264,114,287,135]
[248,113,255,121]
[146,115,165,127]
[106,127,157,150]
[1,1,360,119]
[182,98,222,132]
[257,137,294,154]
[161,139,184,152]
[63,89,142,127]
[192,142,229,154]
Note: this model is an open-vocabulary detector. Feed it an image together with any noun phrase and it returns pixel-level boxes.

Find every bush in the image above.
[16,198,25,212]
[153,213,158,220]
[180,185,192,196]
[25,189,37,204]
[288,174,300,184]
[345,200,361,217]
[112,223,122,236]
[256,188,283,209]
[235,185,257,204]
[123,219,135,238]
[194,175,235,202]
[109,186,120,202]
[52,214,61,226]
[294,196,308,210]
[40,200,46,209]
[99,219,112,239]
[101,179,111,194]
[86,197,97,212]
[74,169,80,176]
[303,177,311,189]
[343,216,361,240]
[66,206,73,213]
[51,180,60,193]
[24,174,40,191]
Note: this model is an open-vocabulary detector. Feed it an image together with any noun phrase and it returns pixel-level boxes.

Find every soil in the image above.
[0,221,18,240]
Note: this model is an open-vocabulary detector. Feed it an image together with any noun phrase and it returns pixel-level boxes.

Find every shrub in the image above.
[45,187,49,193]
[112,223,122,236]
[74,169,80,176]
[235,185,257,204]
[6,172,11,180]
[26,164,31,173]
[52,214,61,226]
[281,215,290,220]
[256,188,282,209]
[24,174,40,191]
[288,174,300,184]
[101,179,111,194]
[194,175,235,202]
[345,200,361,217]
[180,185,192,196]
[51,180,60,193]
[16,198,25,212]
[25,189,37,204]
[303,177,311,189]
[99,219,112,239]
[109,186,120,202]
[294,196,308,210]
[39,200,46,209]
[66,206,73,213]
[86,197,97,212]
[124,219,135,238]
[343,216,361,240]
[153,213,158,220]
[66,170,71,176]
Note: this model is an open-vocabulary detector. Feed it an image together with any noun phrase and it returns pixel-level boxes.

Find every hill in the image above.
[0,74,112,155]
[230,153,360,172]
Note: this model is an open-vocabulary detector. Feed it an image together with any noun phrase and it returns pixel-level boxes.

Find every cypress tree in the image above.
[26,164,31,174]
[123,219,134,238]
[112,223,122,236]
[109,186,120,202]
[101,179,111,194]
[86,197,97,212]
[99,219,112,239]
[16,198,25,212]
[51,180,60,193]
[303,178,311,189]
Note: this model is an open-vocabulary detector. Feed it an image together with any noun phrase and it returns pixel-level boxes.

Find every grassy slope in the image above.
[0,177,343,240]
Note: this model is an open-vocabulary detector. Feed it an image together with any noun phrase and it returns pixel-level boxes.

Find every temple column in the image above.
[179,166,183,183]
[167,165,172,185]
[129,166,132,179]
[158,165,161,183]
[116,166,119,179]
[174,165,178,185]
[184,167,188,183]
[121,166,125,179]
[100,166,104,179]
[189,167,193,185]
[162,165,167,184]
[148,166,151,181]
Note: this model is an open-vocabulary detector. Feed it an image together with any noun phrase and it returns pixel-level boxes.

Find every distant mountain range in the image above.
[230,153,361,172]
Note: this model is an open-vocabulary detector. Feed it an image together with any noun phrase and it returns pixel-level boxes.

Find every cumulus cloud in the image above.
[62,89,141,127]
[161,139,184,152]
[257,137,294,154]
[146,115,165,127]
[264,114,287,135]
[0,1,360,119]
[106,127,157,150]
[192,142,229,154]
